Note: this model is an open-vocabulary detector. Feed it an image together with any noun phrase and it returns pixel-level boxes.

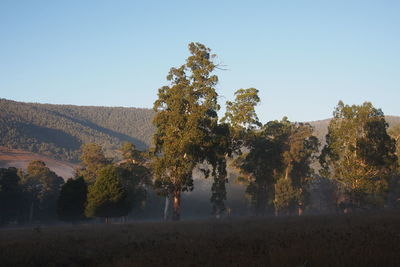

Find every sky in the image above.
[0,0,399,123]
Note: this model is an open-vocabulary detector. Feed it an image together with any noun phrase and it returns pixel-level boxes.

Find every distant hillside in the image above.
[308,115,400,145]
[0,98,155,162]
[0,98,398,163]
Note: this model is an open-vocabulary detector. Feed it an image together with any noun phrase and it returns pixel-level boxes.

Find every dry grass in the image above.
[0,147,77,179]
[1,212,400,267]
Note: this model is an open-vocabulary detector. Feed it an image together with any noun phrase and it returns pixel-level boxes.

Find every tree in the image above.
[320,101,398,209]
[274,177,300,215]
[224,88,281,215]
[57,177,88,222]
[277,121,319,215]
[234,129,281,215]
[222,88,262,131]
[206,123,232,216]
[386,124,400,209]
[152,42,222,220]
[230,113,318,216]
[0,167,23,224]
[78,143,110,183]
[117,142,151,215]
[119,142,146,164]
[85,165,131,222]
[23,160,64,222]
[222,88,262,152]
[388,124,400,168]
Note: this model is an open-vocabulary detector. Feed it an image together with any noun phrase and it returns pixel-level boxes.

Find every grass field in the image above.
[0,147,77,179]
[1,212,400,267]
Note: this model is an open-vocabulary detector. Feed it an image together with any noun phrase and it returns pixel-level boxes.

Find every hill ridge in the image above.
[1,98,399,162]
[0,98,155,161]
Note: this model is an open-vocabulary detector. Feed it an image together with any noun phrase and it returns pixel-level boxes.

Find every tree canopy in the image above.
[78,143,110,183]
[23,160,64,222]
[222,88,262,131]
[85,165,131,221]
[57,177,88,222]
[152,42,225,220]
[320,101,398,208]
[0,167,22,224]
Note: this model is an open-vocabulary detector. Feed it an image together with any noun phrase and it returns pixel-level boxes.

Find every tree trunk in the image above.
[298,206,304,216]
[256,182,267,216]
[285,165,290,180]
[29,202,34,224]
[164,195,170,221]
[298,188,304,216]
[172,189,181,221]
[105,217,108,224]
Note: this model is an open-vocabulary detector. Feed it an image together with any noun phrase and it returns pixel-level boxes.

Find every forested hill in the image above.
[0,98,155,161]
[1,98,399,162]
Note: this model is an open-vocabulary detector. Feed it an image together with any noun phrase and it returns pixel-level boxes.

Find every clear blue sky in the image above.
[0,0,399,123]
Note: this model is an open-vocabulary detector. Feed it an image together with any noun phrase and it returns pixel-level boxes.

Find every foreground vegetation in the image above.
[1,212,400,267]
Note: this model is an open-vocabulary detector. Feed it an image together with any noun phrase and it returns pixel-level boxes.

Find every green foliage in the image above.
[222,88,262,155]
[358,120,398,169]
[388,124,400,168]
[234,128,281,214]
[222,88,262,131]
[57,177,88,222]
[274,177,300,214]
[233,116,318,215]
[0,167,23,224]
[117,142,151,211]
[152,42,226,220]
[85,165,131,219]
[117,164,149,211]
[207,123,232,216]
[320,101,398,208]
[0,98,154,161]
[78,143,110,183]
[223,88,276,215]
[281,121,319,212]
[22,160,64,221]
[119,142,146,163]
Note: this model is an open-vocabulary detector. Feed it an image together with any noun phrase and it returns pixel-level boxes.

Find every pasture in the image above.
[1,212,400,266]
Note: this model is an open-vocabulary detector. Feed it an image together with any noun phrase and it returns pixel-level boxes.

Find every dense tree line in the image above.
[0,99,398,164]
[0,161,64,224]
[151,43,400,220]
[0,142,151,224]
[0,108,399,224]
[1,42,400,225]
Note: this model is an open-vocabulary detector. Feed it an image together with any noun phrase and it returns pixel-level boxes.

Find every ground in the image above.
[0,147,77,179]
[1,212,400,266]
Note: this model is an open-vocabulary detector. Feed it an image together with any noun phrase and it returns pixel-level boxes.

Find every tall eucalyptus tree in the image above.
[152,43,225,220]
[320,101,398,209]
